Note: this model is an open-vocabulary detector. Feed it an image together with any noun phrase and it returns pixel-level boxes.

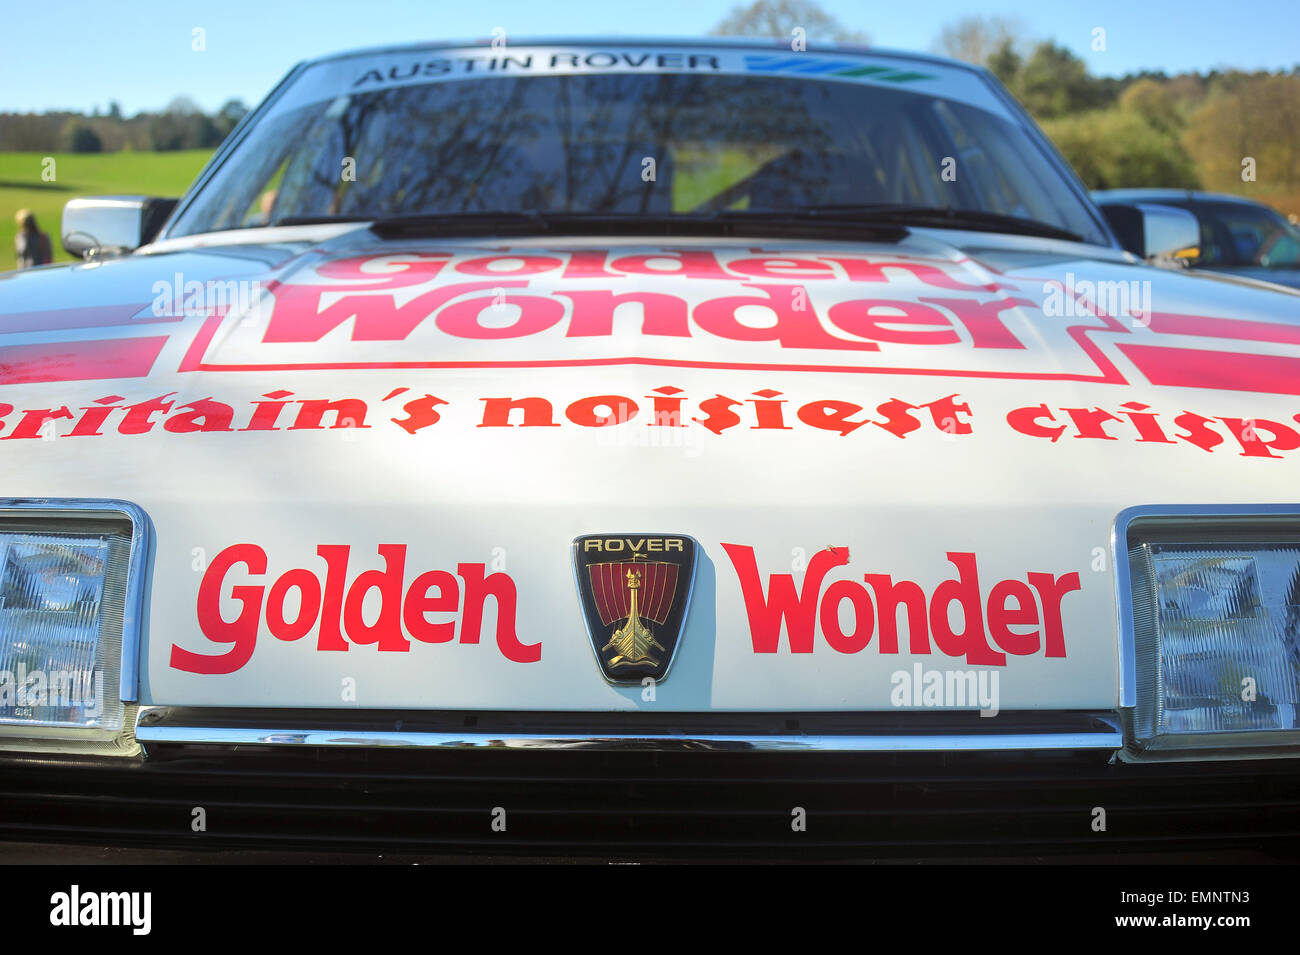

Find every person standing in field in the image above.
[14,209,53,268]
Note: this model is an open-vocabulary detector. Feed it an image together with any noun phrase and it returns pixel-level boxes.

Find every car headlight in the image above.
[0,501,148,755]
[1118,506,1300,759]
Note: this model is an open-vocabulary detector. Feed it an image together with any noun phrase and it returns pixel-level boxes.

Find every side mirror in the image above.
[1096,202,1200,263]
[61,196,178,259]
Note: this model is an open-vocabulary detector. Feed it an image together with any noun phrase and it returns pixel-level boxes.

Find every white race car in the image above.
[1,39,1297,860]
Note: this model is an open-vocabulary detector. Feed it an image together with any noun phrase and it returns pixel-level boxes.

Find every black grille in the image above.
[2,746,1298,860]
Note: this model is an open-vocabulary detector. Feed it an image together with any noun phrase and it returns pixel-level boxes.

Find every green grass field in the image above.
[0,150,213,271]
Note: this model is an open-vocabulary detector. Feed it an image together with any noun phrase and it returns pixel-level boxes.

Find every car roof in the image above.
[1091,188,1270,207]
[300,36,987,78]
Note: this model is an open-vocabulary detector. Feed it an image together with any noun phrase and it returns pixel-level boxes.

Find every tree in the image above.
[164,95,204,116]
[1162,73,1208,110]
[146,113,186,151]
[1042,109,1200,189]
[1118,78,1183,135]
[1011,42,1109,119]
[215,99,250,138]
[931,16,1025,66]
[1183,72,1300,191]
[986,39,1022,87]
[711,0,868,44]
[62,121,103,153]
[147,99,221,151]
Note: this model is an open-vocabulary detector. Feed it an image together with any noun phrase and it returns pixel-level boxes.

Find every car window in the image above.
[1195,201,1300,269]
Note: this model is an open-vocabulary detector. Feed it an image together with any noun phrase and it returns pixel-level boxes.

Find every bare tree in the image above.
[164,95,204,116]
[711,0,868,44]
[931,16,1026,66]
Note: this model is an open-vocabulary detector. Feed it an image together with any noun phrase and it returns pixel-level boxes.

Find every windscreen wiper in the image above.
[278,208,1072,243]
[763,204,1085,243]
[274,211,551,233]
[284,210,907,242]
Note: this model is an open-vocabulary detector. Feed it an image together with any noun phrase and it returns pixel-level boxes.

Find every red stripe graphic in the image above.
[1119,344,1300,396]
[1147,312,1300,347]
[588,562,678,626]
[0,303,174,334]
[0,336,168,384]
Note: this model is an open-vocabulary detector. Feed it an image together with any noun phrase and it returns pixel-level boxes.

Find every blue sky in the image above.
[2,0,1296,114]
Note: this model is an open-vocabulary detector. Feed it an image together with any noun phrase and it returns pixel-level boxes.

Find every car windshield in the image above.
[168,48,1109,245]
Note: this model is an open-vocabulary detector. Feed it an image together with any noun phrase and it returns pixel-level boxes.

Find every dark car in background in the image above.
[1094,188,1300,289]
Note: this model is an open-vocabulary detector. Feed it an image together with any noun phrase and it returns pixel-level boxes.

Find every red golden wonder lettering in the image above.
[722,544,1081,664]
[172,543,540,674]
